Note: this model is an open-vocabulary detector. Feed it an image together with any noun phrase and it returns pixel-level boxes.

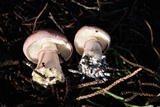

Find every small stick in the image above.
[124,94,138,102]
[122,91,157,97]
[77,80,105,89]
[96,0,101,9]
[144,20,160,59]
[33,3,48,32]
[48,12,64,34]
[141,82,160,89]
[76,68,142,100]
[0,60,19,67]
[0,36,7,42]
[119,55,155,74]
[71,0,99,11]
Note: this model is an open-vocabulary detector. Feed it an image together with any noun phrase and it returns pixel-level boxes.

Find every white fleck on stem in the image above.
[32,42,65,88]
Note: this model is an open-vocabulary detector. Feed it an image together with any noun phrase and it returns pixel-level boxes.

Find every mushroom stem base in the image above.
[32,67,65,88]
[32,50,65,88]
[69,54,111,81]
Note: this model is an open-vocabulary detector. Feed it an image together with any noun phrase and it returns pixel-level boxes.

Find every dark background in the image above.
[0,0,160,106]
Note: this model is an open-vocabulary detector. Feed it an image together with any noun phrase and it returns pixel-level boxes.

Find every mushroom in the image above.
[23,29,73,88]
[69,26,111,81]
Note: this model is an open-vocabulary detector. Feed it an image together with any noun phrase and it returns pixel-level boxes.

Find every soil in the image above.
[0,0,160,107]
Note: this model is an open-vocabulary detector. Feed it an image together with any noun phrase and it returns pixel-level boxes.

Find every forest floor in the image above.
[0,0,160,107]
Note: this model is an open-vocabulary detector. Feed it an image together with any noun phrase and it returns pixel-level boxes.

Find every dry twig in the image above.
[141,82,160,89]
[144,20,160,59]
[77,80,105,89]
[33,3,48,32]
[119,55,155,74]
[0,60,19,67]
[71,0,100,11]
[76,68,142,100]
[124,92,157,102]
[48,12,64,34]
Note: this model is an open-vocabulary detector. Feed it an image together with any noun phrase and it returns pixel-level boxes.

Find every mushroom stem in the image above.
[36,42,61,70]
[83,38,103,59]
[71,38,110,81]
[31,43,65,87]
[36,50,61,71]
[69,26,111,81]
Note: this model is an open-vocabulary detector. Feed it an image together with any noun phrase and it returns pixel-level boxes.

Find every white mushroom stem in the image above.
[83,38,103,59]
[36,42,61,70]
[36,50,61,72]
[70,37,110,81]
[69,26,111,81]
[32,42,65,88]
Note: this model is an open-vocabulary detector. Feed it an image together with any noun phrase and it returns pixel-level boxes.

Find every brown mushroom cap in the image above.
[74,26,111,55]
[23,29,73,63]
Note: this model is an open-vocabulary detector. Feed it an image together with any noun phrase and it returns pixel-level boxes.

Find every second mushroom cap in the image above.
[74,26,111,55]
